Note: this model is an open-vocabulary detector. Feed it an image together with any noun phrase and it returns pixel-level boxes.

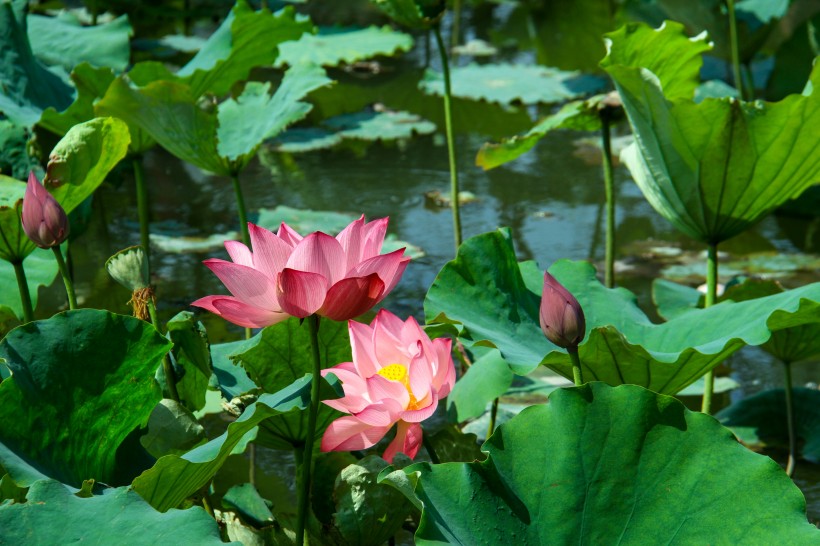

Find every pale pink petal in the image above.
[354,399,403,426]
[383,421,423,463]
[276,268,327,317]
[431,337,455,395]
[276,222,303,247]
[191,295,286,328]
[321,363,372,413]
[348,250,408,299]
[204,259,279,309]
[224,240,253,268]
[373,308,408,339]
[408,350,433,402]
[286,232,346,286]
[400,390,439,423]
[335,215,366,271]
[348,320,380,378]
[249,223,293,279]
[321,416,391,452]
[319,274,384,321]
[366,374,410,409]
[373,314,410,366]
[361,217,389,260]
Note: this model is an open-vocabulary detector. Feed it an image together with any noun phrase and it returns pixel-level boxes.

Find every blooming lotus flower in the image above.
[21,171,69,248]
[540,271,586,350]
[320,309,456,463]
[192,216,409,328]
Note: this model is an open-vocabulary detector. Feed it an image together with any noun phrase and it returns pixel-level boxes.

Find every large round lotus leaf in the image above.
[0,479,234,545]
[387,383,820,544]
[601,21,820,244]
[717,388,820,462]
[324,109,436,141]
[424,229,820,393]
[275,26,413,68]
[0,310,171,488]
[420,63,606,105]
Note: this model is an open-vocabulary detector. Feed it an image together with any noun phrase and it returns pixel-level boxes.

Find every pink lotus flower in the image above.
[192,217,409,328]
[320,309,456,463]
[21,171,69,249]
[540,271,586,350]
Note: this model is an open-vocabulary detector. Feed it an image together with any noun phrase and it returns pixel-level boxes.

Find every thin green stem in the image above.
[783,360,797,477]
[701,242,719,414]
[296,314,322,546]
[568,347,583,386]
[433,25,462,253]
[133,158,151,278]
[451,0,462,50]
[486,398,499,439]
[422,432,440,465]
[51,246,77,310]
[12,260,34,323]
[148,298,180,403]
[726,0,747,100]
[231,174,251,247]
[601,114,616,289]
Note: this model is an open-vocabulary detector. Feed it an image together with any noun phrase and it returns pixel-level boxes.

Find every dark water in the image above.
[33,0,820,524]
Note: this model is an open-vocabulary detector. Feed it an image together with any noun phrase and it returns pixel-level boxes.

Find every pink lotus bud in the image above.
[539,271,586,350]
[21,171,69,249]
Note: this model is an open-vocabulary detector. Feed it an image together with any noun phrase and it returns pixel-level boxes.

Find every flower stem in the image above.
[726,0,747,100]
[51,246,77,310]
[433,25,462,253]
[12,260,34,322]
[601,113,616,289]
[296,314,322,546]
[486,397,499,440]
[701,242,719,414]
[231,173,251,248]
[783,360,797,477]
[568,347,583,386]
[422,432,440,464]
[147,297,180,403]
[133,157,151,278]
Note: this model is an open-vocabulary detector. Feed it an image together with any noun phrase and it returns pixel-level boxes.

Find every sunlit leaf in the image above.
[424,230,820,393]
[275,25,413,68]
[386,383,820,544]
[0,120,38,180]
[0,479,232,545]
[0,310,170,487]
[420,63,606,105]
[324,109,435,141]
[38,63,116,136]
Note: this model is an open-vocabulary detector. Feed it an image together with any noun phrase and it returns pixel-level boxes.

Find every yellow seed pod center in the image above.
[376,363,420,410]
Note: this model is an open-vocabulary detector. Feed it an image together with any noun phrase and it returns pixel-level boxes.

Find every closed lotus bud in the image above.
[21,171,69,249]
[539,271,586,350]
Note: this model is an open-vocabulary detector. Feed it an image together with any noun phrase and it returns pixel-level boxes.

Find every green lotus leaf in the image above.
[0,310,170,488]
[370,0,445,30]
[601,21,820,244]
[275,25,413,68]
[225,317,348,450]
[445,347,513,422]
[0,120,39,180]
[0,175,37,263]
[324,109,436,141]
[268,127,343,153]
[476,96,604,170]
[211,338,260,400]
[0,247,59,319]
[0,2,74,126]
[386,383,820,544]
[139,399,206,459]
[44,117,132,213]
[420,63,606,105]
[38,63,116,136]
[216,64,332,170]
[0,479,233,545]
[424,229,820,394]
[133,374,339,511]
[128,2,311,97]
[717,387,820,462]
[166,311,213,412]
[27,12,132,72]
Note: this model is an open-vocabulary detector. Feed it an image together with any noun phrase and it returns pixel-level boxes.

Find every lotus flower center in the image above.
[377,364,420,410]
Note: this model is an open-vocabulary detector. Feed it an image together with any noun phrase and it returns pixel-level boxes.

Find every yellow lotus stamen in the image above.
[377,364,420,410]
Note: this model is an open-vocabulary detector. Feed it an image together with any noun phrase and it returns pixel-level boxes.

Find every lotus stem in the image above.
[296,314,322,546]
[51,246,77,310]
[486,397,499,439]
[783,360,797,477]
[133,158,152,278]
[422,432,440,464]
[451,0,462,50]
[433,25,462,253]
[147,297,180,403]
[231,173,251,248]
[12,260,34,323]
[601,113,616,289]
[568,347,583,386]
[701,242,719,414]
[726,0,747,100]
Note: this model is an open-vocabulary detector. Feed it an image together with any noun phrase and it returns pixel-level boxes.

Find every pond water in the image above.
[34,1,820,523]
